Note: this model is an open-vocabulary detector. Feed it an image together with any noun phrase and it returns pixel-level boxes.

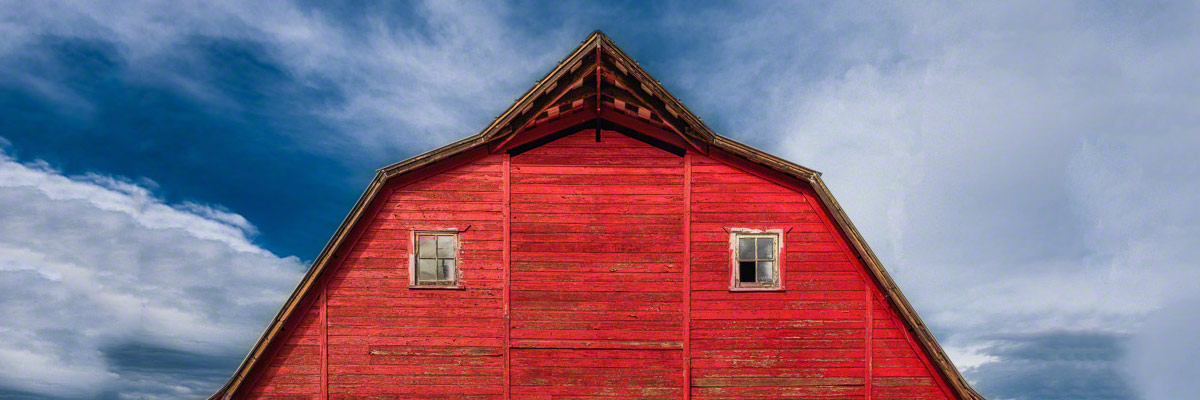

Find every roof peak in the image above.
[377,30,820,180]
[474,30,716,148]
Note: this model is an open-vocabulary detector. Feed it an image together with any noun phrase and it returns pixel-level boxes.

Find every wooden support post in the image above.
[865,287,873,400]
[320,289,328,400]
[682,152,692,400]
[502,153,512,400]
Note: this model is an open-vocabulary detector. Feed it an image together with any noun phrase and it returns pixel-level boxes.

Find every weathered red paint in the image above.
[508,131,685,398]
[502,152,512,400]
[319,290,327,399]
[224,31,978,400]
[235,127,958,399]
[682,152,692,400]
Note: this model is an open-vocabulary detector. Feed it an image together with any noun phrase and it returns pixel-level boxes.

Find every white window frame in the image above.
[729,228,785,291]
[410,230,461,289]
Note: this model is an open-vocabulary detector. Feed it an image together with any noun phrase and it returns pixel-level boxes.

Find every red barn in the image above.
[211,31,984,400]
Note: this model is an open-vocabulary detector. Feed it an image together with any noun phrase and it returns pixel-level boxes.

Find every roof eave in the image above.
[208,171,387,400]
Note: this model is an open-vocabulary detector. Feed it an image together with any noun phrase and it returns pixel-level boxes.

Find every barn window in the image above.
[413,232,457,287]
[732,232,781,289]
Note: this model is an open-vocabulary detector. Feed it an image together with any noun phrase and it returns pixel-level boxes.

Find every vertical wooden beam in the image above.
[682,152,692,400]
[799,176,879,400]
[502,153,512,400]
[865,288,874,400]
[320,288,328,400]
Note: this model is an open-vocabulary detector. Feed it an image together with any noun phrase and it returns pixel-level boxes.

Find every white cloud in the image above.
[943,342,1001,371]
[0,150,302,398]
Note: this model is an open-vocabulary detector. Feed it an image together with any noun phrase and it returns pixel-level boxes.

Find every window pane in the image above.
[757,261,775,284]
[738,261,757,283]
[437,235,455,258]
[417,259,436,282]
[438,259,456,282]
[757,238,775,260]
[738,237,755,260]
[422,235,441,257]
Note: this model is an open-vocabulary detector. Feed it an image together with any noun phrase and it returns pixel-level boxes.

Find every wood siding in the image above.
[688,153,867,398]
[245,307,322,398]
[509,130,685,398]
[237,136,956,400]
[687,153,952,399]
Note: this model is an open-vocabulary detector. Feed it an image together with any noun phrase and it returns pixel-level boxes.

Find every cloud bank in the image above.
[0,150,302,398]
[661,2,1200,399]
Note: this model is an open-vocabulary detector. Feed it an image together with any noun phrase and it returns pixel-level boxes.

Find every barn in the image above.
[210,31,985,400]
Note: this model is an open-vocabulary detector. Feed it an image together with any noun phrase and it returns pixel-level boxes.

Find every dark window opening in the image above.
[738,261,757,283]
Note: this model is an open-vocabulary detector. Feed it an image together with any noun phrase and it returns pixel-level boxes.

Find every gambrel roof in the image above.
[210,31,984,400]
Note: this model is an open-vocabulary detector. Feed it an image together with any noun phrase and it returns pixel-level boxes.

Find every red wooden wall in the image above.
[245,306,322,398]
[686,153,952,399]
[237,132,958,399]
[509,131,685,399]
[688,153,866,398]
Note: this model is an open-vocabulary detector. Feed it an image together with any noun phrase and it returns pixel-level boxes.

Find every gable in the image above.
[211,31,983,400]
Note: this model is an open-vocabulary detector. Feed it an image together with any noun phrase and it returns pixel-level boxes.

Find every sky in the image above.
[0,1,1197,399]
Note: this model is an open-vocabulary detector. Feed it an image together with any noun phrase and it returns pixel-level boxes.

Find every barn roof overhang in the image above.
[209,31,985,400]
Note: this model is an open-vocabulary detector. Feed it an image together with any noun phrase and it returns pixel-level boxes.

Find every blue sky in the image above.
[1,1,1198,399]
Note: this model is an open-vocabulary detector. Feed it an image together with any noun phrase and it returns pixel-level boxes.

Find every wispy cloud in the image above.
[0,0,567,159]
[0,150,303,398]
